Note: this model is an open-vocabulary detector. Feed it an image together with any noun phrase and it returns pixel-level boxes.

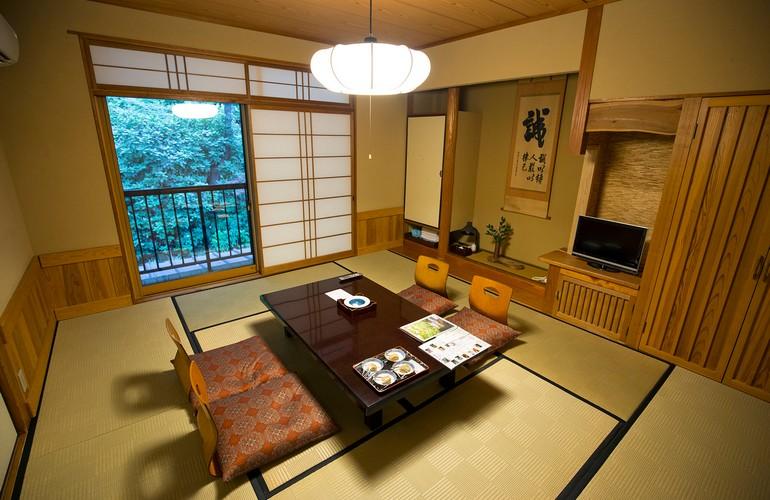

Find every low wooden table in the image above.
[260,276,453,429]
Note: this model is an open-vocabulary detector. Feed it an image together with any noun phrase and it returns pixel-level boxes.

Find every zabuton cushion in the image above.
[190,335,287,410]
[398,284,457,316]
[208,373,338,481]
[448,307,520,352]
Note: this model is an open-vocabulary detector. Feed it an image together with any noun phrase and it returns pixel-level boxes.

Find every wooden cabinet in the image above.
[541,250,640,342]
[632,95,770,389]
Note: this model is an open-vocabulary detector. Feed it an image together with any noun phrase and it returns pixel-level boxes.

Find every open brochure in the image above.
[400,314,456,342]
[418,327,491,369]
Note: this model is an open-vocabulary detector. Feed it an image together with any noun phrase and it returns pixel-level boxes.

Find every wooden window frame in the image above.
[76,33,356,299]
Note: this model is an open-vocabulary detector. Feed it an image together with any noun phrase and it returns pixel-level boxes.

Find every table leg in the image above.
[364,410,383,430]
[439,371,456,389]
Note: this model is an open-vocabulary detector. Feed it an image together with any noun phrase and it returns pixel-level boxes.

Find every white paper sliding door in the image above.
[251,108,353,268]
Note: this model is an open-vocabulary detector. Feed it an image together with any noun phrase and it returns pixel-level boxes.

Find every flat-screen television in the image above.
[572,216,648,274]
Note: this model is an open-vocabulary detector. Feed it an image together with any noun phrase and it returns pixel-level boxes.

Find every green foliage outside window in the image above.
[106,97,253,280]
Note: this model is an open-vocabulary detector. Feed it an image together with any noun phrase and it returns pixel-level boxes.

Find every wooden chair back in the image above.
[189,360,220,477]
[415,256,450,297]
[468,276,513,324]
[165,319,192,395]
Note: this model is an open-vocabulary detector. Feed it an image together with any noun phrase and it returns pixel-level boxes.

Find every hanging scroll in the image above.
[504,78,566,218]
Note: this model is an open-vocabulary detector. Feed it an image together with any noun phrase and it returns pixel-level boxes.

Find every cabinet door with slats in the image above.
[637,96,770,380]
[724,174,770,402]
[553,271,635,341]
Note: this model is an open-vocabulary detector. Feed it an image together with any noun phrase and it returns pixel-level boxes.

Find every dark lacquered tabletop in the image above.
[260,276,448,413]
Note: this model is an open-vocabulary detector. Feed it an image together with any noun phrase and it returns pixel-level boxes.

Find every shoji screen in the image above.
[251,108,353,268]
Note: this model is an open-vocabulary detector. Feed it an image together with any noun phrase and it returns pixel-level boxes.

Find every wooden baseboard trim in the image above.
[54,295,132,320]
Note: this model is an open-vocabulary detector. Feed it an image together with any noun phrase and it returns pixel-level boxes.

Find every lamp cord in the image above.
[369,0,373,36]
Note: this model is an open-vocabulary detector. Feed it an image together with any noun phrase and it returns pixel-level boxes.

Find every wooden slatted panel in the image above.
[0,259,56,426]
[638,96,770,380]
[356,208,404,255]
[40,246,134,320]
[554,273,633,341]
[723,145,770,402]
[725,279,770,401]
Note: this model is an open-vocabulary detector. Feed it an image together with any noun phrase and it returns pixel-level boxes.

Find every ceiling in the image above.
[92,0,610,48]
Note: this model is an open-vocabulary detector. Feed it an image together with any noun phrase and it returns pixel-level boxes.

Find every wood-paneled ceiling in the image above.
[92,0,612,48]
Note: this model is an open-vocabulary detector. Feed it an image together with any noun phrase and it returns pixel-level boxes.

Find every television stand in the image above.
[539,250,642,343]
[587,261,621,273]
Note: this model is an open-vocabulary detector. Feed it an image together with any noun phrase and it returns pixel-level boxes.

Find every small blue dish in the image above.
[343,295,371,309]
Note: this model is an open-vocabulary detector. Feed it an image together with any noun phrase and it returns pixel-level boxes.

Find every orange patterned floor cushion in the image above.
[208,373,338,481]
[398,284,457,316]
[449,307,521,352]
[190,335,287,410]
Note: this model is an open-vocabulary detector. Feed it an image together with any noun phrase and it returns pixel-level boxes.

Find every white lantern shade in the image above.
[311,42,430,95]
[171,102,219,119]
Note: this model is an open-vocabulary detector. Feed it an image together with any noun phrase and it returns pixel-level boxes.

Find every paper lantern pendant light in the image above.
[310,2,430,95]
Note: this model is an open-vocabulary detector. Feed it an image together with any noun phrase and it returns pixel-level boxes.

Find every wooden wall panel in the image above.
[638,97,770,381]
[39,245,133,320]
[0,258,56,428]
[356,208,404,255]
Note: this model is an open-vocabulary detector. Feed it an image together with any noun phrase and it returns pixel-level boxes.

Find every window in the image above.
[251,108,353,268]
[106,97,254,285]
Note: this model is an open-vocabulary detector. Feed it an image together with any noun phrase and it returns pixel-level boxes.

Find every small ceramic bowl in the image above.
[344,295,371,309]
[392,360,415,377]
[384,348,406,362]
[372,370,397,387]
[361,358,384,374]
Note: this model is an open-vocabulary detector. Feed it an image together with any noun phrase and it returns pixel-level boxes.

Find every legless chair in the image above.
[189,360,338,481]
[165,319,287,410]
[397,256,457,315]
[448,276,520,354]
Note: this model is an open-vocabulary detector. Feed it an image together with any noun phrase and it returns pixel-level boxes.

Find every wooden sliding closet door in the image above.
[724,172,770,401]
[637,95,770,380]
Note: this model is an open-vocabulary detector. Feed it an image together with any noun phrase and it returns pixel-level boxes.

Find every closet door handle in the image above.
[753,255,766,280]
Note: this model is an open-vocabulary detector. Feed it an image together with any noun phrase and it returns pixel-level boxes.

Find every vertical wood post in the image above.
[438,87,460,258]
[569,6,603,156]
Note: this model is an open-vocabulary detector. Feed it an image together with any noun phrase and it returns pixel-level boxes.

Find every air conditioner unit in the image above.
[0,14,19,66]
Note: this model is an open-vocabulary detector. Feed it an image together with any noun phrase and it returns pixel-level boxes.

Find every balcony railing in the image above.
[124,183,254,285]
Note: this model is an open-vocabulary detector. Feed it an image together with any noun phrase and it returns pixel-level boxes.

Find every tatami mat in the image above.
[22,408,255,500]
[581,367,770,499]
[452,295,668,421]
[174,262,345,331]
[196,314,406,491]
[28,299,190,458]
[273,359,618,499]
[21,299,254,499]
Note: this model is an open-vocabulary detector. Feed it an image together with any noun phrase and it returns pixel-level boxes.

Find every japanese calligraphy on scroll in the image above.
[504,78,566,218]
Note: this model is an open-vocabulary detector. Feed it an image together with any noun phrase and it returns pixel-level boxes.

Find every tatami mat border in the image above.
[557,363,675,499]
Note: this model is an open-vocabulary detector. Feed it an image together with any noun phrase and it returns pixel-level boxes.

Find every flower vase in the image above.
[491,242,502,262]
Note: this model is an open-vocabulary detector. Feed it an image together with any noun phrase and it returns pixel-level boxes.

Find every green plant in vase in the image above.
[485,216,513,263]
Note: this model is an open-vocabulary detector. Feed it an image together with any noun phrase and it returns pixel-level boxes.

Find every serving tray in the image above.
[353,347,429,392]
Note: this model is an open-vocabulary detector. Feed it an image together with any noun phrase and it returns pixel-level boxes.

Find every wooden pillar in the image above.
[569,6,603,156]
[438,87,460,258]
